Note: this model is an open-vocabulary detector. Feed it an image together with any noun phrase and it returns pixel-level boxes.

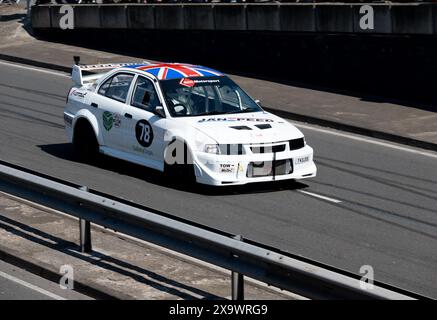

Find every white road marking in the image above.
[0,60,69,78]
[297,190,342,203]
[0,270,66,300]
[290,121,437,160]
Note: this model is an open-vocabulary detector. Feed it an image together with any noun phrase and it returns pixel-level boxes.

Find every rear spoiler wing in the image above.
[71,57,150,86]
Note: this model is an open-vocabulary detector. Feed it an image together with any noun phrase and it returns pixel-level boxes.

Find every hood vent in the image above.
[230,125,252,130]
[255,124,272,130]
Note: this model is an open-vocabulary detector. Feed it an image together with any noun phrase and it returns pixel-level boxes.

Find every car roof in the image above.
[124,63,224,81]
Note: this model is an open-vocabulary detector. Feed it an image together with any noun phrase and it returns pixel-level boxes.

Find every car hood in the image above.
[177,111,304,144]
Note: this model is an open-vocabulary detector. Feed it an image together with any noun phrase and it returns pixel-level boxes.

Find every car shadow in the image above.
[38,143,308,195]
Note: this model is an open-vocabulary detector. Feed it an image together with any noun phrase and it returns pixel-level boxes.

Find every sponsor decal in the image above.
[102,111,114,131]
[179,78,221,87]
[198,117,274,123]
[219,163,236,173]
[132,145,153,156]
[71,89,87,99]
[113,113,121,128]
[135,119,154,148]
[179,78,195,87]
[238,163,244,173]
[102,112,122,131]
[192,79,220,84]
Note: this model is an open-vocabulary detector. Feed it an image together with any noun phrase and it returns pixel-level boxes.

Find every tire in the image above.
[164,140,196,184]
[73,119,98,161]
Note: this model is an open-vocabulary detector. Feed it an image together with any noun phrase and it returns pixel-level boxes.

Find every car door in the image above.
[92,72,135,150]
[122,75,167,171]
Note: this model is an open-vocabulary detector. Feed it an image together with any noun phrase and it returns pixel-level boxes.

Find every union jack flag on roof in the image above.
[126,63,223,80]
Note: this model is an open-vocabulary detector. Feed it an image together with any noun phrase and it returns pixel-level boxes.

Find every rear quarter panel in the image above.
[65,88,103,145]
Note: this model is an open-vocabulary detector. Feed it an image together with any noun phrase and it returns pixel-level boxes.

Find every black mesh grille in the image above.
[250,144,286,154]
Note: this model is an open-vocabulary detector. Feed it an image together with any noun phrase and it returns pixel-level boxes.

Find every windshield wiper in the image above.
[196,111,227,116]
[196,108,258,116]
[226,108,258,114]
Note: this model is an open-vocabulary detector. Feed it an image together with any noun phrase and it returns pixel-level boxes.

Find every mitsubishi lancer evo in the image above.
[64,60,317,186]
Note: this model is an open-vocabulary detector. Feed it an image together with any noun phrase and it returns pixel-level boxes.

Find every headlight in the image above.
[205,144,220,154]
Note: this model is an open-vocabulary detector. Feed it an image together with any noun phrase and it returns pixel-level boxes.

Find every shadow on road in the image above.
[38,143,308,195]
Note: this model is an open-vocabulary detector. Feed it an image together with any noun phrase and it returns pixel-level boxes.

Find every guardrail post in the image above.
[231,235,244,300]
[79,186,92,253]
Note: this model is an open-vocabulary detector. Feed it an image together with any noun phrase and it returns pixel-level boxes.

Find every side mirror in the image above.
[255,99,261,104]
[154,105,166,118]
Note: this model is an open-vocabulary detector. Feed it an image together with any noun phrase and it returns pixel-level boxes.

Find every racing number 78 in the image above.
[139,122,151,143]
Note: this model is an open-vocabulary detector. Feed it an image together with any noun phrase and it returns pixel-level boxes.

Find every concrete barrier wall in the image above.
[100,5,127,29]
[75,5,100,29]
[392,5,433,34]
[352,5,392,34]
[317,5,353,33]
[184,5,214,30]
[280,6,316,32]
[49,5,62,29]
[33,3,437,35]
[214,4,247,31]
[247,4,280,31]
[127,5,154,29]
[155,5,185,30]
[31,5,51,29]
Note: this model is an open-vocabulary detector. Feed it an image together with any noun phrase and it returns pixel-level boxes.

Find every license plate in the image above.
[295,156,310,165]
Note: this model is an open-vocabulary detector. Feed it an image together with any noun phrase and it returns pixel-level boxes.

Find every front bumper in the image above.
[193,145,317,186]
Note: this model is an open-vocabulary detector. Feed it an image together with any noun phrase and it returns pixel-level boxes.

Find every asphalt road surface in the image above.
[0,61,436,298]
[0,260,91,300]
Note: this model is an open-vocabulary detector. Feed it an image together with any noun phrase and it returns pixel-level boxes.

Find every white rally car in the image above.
[64,60,316,186]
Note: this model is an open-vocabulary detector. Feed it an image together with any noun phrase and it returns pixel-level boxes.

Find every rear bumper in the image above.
[64,112,74,142]
[193,145,317,186]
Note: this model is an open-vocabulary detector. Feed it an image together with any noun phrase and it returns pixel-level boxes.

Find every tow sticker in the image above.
[135,119,154,148]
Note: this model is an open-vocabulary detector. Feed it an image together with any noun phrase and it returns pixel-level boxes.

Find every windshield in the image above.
[160,76,263,117]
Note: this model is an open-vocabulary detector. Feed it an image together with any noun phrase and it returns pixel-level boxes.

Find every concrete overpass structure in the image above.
[31,3,437,35]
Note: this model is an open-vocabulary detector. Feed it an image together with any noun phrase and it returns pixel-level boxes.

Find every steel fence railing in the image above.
[0,160,428,300]
[32,0,437,4]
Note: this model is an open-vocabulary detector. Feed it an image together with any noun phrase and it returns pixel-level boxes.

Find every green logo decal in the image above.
[103,111,114,131]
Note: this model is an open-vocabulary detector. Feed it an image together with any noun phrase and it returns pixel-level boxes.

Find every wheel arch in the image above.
[163,132,204,181]
[72,110,102,146]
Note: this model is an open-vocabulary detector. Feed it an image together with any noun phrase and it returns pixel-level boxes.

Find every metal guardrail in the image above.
[0,0,21,4]
[0,161,426,300]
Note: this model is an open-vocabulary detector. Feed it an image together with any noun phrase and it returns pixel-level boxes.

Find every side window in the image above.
[98,73,134,103]
[98,77,112,96]
[131,76,160,112]
[218,85,239,109]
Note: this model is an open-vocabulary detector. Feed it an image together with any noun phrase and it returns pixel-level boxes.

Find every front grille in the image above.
[247,159,293,178]
[289,138,305,151]
[219,144,244,155]
[250,144,286,154]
